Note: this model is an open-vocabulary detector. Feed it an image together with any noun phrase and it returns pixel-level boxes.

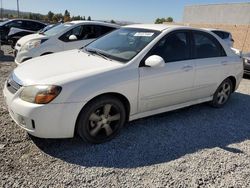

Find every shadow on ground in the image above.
[32,92,250,168]
[0,51,14,62]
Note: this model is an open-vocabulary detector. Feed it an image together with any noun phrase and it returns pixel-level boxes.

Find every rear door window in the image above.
[81,25,100,39]
[192,31,226,59]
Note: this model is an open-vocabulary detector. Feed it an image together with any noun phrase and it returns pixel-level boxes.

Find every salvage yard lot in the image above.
[0,45,250,187]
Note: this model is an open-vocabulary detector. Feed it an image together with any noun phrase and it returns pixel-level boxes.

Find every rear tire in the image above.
[210,78,233,108]
[76,96,126,144]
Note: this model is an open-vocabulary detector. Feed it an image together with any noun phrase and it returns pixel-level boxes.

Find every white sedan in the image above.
[14,21,119,64]
[3,24,243,143]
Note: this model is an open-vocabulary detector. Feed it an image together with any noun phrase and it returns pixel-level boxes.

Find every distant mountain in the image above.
[0,8,137,25]
[0,8,40,17]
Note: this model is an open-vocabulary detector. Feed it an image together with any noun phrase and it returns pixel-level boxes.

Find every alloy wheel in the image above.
[217,82,231,105]
[87,103,121,140]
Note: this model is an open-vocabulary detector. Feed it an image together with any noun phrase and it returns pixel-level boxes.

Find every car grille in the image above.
[7,76,22,94]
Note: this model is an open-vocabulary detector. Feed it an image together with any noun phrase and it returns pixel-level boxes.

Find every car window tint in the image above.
[212,31,230,40]
[23,21,37,31]
[150,32,189,62]
[5,20,23,28]
[31,22,45,31]
[193,32,224,59]
[212,31,224,39]
[100,26,116,36]
[81,25,99,39]
[223,32,230,39]
[60,25,83,42]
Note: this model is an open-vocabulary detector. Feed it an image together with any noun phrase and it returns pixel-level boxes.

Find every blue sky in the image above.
[2,0,250,23]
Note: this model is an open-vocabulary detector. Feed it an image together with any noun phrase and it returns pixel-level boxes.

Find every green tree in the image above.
[52,15,58,23]
[72,15,82,20]
[47,11,54,22]
[87,16,91,21]
[83,16,86,20]
[52,13,63,23]
[111,19,116,24]
[64,10,71,22]
[155,18,165,24]
[166,17,173,22]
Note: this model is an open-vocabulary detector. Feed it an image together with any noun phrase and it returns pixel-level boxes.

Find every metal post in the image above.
[0,0,2,53]
[1,0,3,20]
[17,0,19,18]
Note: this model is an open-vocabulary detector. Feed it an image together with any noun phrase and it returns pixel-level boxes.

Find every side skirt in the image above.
[129,96,213,121]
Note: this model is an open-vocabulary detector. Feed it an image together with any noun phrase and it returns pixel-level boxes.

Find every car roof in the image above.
[69,20,120,28]
[123,24,193,31]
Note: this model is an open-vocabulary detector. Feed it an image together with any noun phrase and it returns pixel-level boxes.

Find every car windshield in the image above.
[85,28,160,63]
[44,23,74,36]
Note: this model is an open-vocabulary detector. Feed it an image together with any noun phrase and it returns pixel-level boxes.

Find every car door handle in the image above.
[221,61,228,65]
[182,65,193,72]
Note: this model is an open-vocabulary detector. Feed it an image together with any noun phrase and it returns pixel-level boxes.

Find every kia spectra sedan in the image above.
[3,24,243,143]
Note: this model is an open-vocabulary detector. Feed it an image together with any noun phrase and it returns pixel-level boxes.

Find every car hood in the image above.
[13,50,123,85]
[16,33,49,46]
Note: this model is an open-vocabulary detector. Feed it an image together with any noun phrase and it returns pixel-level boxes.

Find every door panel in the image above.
[139,60,195,112]
[191,57,227,100]
[138,31,195,113]
[191,31,228,100]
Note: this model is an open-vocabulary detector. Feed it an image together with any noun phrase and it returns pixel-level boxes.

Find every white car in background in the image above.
[206,29,234,47]
[205,28,242,56]
[3,24,243,144]
[14,21,119,64]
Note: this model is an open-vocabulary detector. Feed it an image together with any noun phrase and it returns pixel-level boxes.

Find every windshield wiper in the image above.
[85,48,112,61]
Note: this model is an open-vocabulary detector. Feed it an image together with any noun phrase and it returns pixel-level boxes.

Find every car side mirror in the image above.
[69,35,77,41]
[145,55,165,68]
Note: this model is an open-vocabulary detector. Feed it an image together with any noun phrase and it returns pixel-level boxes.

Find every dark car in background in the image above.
[243,56,250,75]
[0,19,46,48]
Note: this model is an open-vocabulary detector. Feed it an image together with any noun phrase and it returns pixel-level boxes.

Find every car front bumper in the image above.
[3,82,85,138]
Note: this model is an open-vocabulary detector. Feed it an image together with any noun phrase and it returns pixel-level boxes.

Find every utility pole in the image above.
[1,0,3,20]
[17,0,19,18]
[0,0,2,54]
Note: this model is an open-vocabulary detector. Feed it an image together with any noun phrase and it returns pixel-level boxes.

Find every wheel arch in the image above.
[74,92,131,135]
[227,76,236,92]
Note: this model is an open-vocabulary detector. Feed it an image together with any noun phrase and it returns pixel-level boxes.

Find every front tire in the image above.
[210,78,233,108]
[77,96,126,144]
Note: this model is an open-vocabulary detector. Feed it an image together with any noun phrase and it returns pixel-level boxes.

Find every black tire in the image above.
[76,96,126,144]
[210,78,233,108]
[9,39,17,49]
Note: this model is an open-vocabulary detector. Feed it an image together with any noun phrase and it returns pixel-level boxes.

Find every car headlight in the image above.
[244,58,249,64]
[19,85,62,104]
[21,39,47,51]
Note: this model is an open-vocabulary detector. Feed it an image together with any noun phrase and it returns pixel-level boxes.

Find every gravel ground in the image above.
[0,45,250,187]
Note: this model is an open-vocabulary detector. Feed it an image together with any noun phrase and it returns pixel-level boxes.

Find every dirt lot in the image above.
[0,45,250,187]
